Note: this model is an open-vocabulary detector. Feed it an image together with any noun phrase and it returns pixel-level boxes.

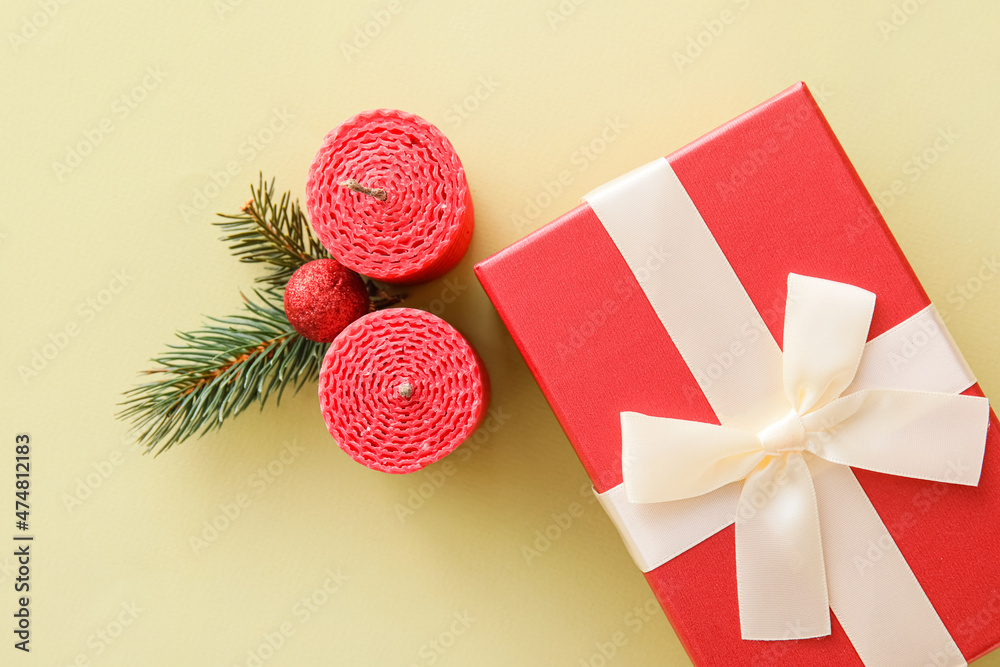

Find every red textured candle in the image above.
[306,109,474,285]
[319,308,489,473]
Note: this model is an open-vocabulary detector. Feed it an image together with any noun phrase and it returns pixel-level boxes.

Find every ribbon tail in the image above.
[736,453,830,640]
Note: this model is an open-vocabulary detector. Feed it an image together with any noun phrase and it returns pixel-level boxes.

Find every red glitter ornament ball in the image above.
[284,260,370,343]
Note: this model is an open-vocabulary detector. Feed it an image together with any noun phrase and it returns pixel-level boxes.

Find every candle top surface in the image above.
[319,308,489,473]
[306,109,473,284]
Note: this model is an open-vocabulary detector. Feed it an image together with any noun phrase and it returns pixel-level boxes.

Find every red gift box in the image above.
[475,82,1000,665]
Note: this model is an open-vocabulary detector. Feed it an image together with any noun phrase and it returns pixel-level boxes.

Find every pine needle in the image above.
[118,289,326,455]
[118,174,404,455]
[214,173,330,287]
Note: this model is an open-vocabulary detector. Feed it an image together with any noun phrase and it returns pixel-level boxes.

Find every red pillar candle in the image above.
[319,308,489,473]
[306,109,474,285]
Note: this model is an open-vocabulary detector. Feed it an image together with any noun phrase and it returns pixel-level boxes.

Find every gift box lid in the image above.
[475,82,1000,666]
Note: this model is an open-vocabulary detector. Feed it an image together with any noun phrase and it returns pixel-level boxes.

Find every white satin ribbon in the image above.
[586,158,990,666]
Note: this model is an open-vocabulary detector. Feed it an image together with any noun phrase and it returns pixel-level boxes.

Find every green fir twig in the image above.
[118,174,405,455]
[214,173,330,287]
[118,289,326,455]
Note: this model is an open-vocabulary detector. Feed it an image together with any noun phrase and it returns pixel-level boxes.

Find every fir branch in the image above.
[119,174,407,455]
[117,289,327,456]
[214,173,330,288]
[213,173,405,303]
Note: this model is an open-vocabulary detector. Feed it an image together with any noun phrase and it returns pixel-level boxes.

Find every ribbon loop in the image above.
[782,274,876,414]
[621,413,763,504]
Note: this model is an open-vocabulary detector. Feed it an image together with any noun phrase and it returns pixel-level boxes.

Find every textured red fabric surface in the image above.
[475,83,1000,665]
[319,308,489,474]
[306,109,474,284]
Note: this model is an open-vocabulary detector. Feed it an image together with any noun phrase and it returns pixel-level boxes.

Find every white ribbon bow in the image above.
[621,273,990,641]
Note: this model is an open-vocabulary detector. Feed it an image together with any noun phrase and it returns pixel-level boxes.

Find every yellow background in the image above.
[3,0,999,665]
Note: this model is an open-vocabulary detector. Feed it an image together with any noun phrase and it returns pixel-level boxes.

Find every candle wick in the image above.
[340,178,387,202]
[398,382,412,399]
